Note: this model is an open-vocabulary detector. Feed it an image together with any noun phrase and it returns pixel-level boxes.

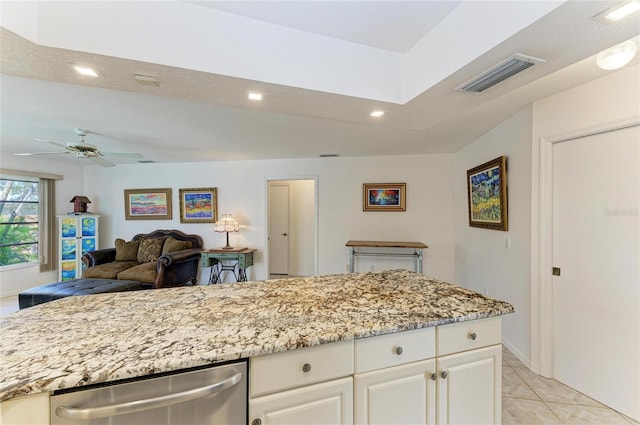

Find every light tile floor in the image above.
[502,347,639,425]
[1,296,637,424]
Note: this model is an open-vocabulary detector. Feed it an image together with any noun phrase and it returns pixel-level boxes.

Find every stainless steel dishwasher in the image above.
[51,360,246,424]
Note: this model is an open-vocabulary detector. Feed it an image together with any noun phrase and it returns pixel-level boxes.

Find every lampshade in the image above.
[597,40,637,70]
[214,214,240,249]
[214,214,240,233]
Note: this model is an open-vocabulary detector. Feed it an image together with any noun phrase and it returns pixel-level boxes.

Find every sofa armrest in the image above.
[154,248,202,288]
[158,248,202,267]
[82,248,117,268]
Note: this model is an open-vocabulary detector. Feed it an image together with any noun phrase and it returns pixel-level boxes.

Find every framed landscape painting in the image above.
[179,187,218,223]
[124,188,172,220]
[467,156,508,231]
[363,183,406,211]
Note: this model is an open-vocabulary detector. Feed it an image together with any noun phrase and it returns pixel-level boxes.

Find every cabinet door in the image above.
[59,217,80,281]
[436,344,501,425]
[250,377,353,425]
[355,359,436,425]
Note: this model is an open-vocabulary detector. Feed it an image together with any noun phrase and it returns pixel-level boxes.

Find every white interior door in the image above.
[269,183,289,275]
[552,125,639,420]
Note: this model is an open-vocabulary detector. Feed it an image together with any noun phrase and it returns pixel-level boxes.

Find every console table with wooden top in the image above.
[346,240,428,274]
[200,248,257,284]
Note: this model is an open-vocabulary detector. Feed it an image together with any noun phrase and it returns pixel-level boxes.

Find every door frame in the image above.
[531,117,639,378]
[265,175,319,277]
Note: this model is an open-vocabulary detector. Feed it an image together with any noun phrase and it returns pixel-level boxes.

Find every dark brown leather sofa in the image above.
[81,229,203,289]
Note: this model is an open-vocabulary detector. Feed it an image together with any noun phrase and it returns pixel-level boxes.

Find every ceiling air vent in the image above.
[456,53,545,93]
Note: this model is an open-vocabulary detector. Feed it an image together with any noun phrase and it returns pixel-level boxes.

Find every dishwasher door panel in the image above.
[51,361,246,425]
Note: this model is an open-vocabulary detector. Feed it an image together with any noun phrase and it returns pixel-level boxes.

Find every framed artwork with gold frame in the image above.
[124,188,172,220]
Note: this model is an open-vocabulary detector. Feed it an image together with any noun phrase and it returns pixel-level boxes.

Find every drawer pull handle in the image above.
[440,371,448,379]
[302,363,311,373]
[468,332,477,341]
[430,372,437,381]
[393,346,403,355]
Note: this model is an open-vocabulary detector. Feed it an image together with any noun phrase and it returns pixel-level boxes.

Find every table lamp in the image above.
[214,214,240,249]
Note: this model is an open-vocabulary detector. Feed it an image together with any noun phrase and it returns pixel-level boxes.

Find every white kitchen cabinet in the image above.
[436,344,502,425]
[57,214,100,281]
[249,377,353,425]
[0,392,50,425]
[355,359,436,425]
[354,317,503,425]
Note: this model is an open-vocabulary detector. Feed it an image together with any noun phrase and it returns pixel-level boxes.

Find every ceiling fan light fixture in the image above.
[596,40,637,70]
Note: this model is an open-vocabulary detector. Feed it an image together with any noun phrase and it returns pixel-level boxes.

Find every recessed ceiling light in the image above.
[73,65,99,77]
[134,74,160,86]
[596,40,637,70]
[248,92,263,101]
[370,110,385,117]
[604,1,640,21]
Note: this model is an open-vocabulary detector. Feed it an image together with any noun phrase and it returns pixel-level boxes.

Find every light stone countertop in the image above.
[0,270,514,402]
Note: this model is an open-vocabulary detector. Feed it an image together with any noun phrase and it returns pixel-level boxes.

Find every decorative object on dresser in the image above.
[363,183,406,211]
[214,214,240,249]
[179,187,218,223]
[81,229,202,288]
[69,195,91,213]
[124,188,172,220]
[58,213,100,281]
[467,156,508,231]
[200,248,256,284]
[346,240,428,274]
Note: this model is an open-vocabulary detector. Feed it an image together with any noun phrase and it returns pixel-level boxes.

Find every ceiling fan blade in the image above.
[101,151,143,158]
[87,156,116,167]
[14,151,70,156]
[34,138,68,149]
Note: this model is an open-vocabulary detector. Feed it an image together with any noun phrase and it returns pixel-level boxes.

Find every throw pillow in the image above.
[162,236,193,255]
[115,238,140,261]
[137,237,165,263]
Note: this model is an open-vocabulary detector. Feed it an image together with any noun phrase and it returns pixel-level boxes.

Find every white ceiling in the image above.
[0,1,639,167]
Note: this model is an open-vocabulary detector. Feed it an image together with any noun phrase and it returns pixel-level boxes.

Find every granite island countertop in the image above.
[0,270,514,402]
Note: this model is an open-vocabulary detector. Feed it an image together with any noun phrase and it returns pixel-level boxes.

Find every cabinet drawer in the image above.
[355,327,435,374]
[250,340,354,397]
[437,317,501,356]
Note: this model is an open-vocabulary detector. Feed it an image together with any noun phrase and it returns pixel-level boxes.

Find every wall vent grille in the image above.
[456,53,545,93]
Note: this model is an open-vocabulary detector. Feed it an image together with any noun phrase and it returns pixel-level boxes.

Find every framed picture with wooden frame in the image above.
[363,183,406,211]
[467,156,508,230]
[124,188,172,220]
[179,187,218,223]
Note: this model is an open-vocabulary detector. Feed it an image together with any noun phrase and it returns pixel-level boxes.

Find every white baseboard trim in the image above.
[502,337,532,369]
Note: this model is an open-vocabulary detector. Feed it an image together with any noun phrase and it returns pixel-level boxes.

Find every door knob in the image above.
[281,233,288,236]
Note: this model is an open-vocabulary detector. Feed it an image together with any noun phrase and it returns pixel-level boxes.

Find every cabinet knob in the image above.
[430,372,437,381]
[468,332,477,341]
[302,363,311,373]
[252,419,262,425]
[440,371,448,379]
[393,346,403,355]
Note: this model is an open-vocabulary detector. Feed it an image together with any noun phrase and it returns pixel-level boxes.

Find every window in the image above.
[0,177,40,266]
[0,171,57,271]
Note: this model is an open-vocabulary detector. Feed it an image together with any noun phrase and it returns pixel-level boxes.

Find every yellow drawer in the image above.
[250,340,354,397]
[437,317,502,356]
[355,327,435,374]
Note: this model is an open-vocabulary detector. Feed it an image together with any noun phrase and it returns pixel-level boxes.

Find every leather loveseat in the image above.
[81,229,203,289]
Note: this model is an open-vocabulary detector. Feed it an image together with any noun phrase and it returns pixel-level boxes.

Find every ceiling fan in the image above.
[15,128,143,167]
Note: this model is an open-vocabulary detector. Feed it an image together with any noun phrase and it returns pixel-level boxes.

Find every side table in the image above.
[200,248,256,284]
